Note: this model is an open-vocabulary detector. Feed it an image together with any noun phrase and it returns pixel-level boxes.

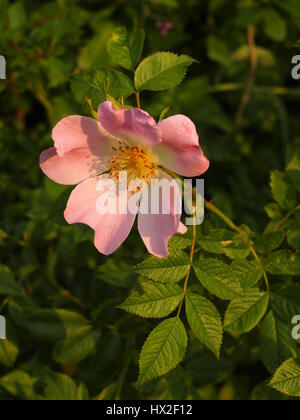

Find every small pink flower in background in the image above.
[40,101,209,258]
[156,20,174,36]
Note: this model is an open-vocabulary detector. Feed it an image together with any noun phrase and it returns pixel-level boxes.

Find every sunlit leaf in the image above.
[138,317,187,385]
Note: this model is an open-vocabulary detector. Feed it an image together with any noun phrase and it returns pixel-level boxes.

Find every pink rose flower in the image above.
[40,101,209,258]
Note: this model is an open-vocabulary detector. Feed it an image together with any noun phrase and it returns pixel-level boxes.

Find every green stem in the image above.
[249,242,270,291]
[161,170,271,292]
[0,298,9,313]
[273,205,300,232]
[204,201,241,234]
[205,200,270,291]
[177,216,197,318]
[201,83,300,97]
[135,91,141,109]
[115,337,134,400]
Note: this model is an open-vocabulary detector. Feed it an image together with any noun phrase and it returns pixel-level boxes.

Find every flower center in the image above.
[108,142,156,184]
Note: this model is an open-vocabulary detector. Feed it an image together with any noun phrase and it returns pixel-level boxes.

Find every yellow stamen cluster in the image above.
[108,142,156,186]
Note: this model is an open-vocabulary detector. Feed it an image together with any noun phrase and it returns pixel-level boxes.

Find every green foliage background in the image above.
[1,0,300,400]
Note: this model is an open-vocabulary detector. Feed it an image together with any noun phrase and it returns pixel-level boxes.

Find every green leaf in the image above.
[97,259,136,288]
[8,295,37,327]
[206,36,230,66]
[186,292,223,358]
[264,9,287,42]
[135,251,190,283]
[152,369,186,400]
[159,106,170,122]
[251,381,286,400]
[232,45,275,67]
[287,229,300,249]
[96,383,118,400]
[119,282,183,318]
[26,309,97,364]
[26,309,88,342]
[224,289,269,334]
[44,373,88,401]
[78,22,115,70]
[265,251,300,275]
[193,258,244,300]
[0,371,37,400]
[169,235,193,251]
[286,148,300,193]
[0,264,21,296]
[0,339,18,368]
[260,311,297,374]
[93,332,122,375]
[151,0,179,7]
[0,0,8,31]
[271,283,300,322]
[70,68,134,109]
[254,232,285,253]
[264,203,282,220]
[76,383,90,401]
[135,52,195,92]
[8,2,26,31]
[53,325,98,364]
[186,352,233,386]
[107,26,145,70]
[222,240,251,260]
[0,322,19,368]
[273,0,300,15]
[270,359,300,397]
[231,259,263,289]
[44,57,72,88]
[270,171,297,210]
[197,229,235,254]
[138,317,187,385]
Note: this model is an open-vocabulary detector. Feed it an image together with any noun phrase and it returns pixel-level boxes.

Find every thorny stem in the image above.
[177,215,197,318]
[205,200,270,291]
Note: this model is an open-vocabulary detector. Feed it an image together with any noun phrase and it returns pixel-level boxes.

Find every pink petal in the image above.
[40,116,115,185]
[40,148,109,185]
[64,176,138,255]
[138,171,182,258]
[53,115,111,157]
[98,101,162,146]
[153,115,210,177]
[177,222,188,235]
